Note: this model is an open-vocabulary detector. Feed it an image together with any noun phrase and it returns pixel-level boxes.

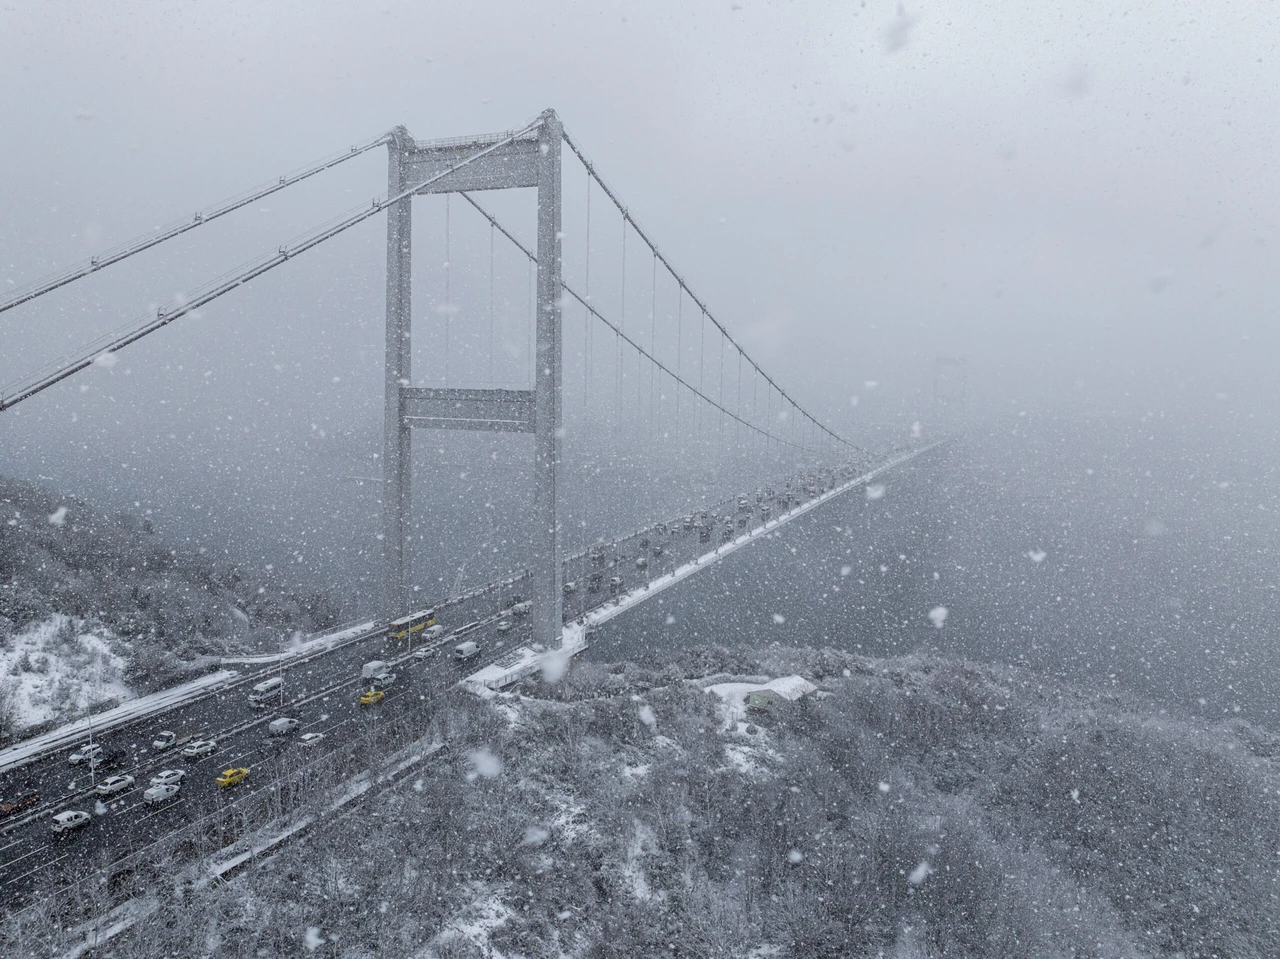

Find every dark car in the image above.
[0,793,39,818]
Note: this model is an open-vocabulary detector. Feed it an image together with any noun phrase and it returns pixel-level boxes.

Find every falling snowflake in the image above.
[866,484,885,500]
[1027,549,1047,563]
[928,606,948,628]
[47,506,68,526]
[466,748,502,782]
[908,861,934,885]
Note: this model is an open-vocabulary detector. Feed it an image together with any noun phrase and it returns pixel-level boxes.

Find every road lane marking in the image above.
[3,852,67,887]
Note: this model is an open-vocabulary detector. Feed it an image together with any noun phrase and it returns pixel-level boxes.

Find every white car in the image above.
[423,624,445,639]
[268,718,300,736]
[52,810,91,834]
[143,783,180,805]
[68,744,102,765]
[152,731,178,750]
[412,647,434,660]
[94,774,135,796]
[182,739,217,759]
[496,620,513,634]
[298,733,326,748]
[150,769,186,787]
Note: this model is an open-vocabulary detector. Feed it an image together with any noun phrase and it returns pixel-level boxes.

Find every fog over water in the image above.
[3,4,1279,727]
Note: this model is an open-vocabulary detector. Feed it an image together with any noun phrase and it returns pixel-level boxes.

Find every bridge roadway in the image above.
[0,457,893,900]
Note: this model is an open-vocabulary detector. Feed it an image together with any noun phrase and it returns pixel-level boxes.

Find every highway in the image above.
[0,459,878,901]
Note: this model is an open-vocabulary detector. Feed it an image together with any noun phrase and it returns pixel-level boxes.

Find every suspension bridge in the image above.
[1,108,936,653]
[0,109,944,902]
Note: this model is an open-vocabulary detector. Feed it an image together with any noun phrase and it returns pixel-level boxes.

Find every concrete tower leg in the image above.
[382,127,413,619]
[533,110,564,648]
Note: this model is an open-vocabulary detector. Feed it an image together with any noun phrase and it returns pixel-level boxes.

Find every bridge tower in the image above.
[382,110,564,648]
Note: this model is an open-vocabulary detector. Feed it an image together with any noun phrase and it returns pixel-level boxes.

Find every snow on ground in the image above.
[0,614,134,731]
[417,888,513,959]
[218,619,376,665]
[0,669,238,774]
[703,675,817,727]
[623,821,659,901]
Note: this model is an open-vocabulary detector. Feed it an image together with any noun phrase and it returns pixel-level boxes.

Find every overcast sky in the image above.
[2,1,1277,588]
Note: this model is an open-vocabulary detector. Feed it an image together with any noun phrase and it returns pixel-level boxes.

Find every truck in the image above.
[453,641,480,660]
[361,661,394,686]
[248,676,283,707]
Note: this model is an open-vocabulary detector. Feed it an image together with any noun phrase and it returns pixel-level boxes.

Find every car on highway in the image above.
[0,793,39,818]
[143,783,180,805]
[298,732,326,748]
[94,774,135,796]
[51,810,91,835]
[268,718,300,736]
[563,581,577,594]
[150,769,186,787]
[412,646,435,660]
[86,748,126,772]
[453,640,480,661]
[510,600,532,617]
[152,731,178,750]
[423,624,445,640]
[248,676,283,708]
[496,620,513,634]
[359,689,386,706]
[182,739,217,759]
[215,767,250,788]
[68,743,102,765]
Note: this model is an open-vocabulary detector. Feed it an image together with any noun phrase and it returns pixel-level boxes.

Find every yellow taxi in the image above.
[215,767,250,788]
[359,689,386,706]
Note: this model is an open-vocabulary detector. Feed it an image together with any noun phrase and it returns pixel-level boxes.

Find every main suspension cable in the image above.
[0,131,394,317]
[561,128,867,456]
[455,191,818,453]
[0,119,545,412]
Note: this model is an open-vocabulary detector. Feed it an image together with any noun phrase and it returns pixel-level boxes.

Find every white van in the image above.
[248,677,283,707]
[453,640,480,660]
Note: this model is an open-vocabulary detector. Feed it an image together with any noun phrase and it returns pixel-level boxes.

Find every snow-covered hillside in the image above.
[0,473,342,741]
[0,615,134,732]
[72,643,1280,958]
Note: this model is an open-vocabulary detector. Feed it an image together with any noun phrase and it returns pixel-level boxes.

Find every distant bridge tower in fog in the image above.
[932,356,968,429]
[381,111,565,650]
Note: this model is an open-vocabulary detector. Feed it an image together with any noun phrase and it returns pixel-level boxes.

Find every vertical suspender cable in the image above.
[649,253,657,441]
[584,174,592,406]
[526,259,533,390]
[444,194,451,387]
[488,223,495,386]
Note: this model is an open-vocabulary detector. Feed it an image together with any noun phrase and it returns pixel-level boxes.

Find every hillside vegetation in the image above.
[0,474,341,738]
[81,643,1280,958]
